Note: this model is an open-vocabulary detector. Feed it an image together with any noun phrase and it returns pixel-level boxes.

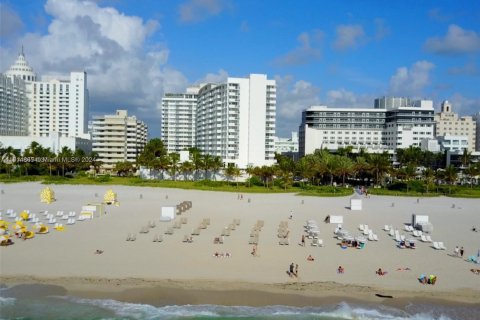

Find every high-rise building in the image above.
[161,74,276,168]
[3,50,89,139]
[473,112,480,152]
[299,99,435,156]
[92,110,148,171]
[299,106,387,156]
[161,86,199,153]
[434,100,476,152]
[384,100,435,149]
[0,73,29,136]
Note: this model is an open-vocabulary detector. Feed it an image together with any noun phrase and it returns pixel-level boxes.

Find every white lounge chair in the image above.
[438,242,447,250]
[400,235,406,241]
[389,228,395,237]
[383,225,390,231]
[433,242,441,250]
[368,233,374,241]
[426,235,433,242]
[420,235,428,242]
[359,224,364,231]
[373,234,379,241]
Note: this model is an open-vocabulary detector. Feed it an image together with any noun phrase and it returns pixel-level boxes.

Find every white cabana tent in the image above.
[327,215,344,224]
[412,214,433,233]
[160,206,175,221]
[350,196,362,211]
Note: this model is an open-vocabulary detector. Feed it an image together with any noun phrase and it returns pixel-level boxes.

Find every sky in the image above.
[1,0,479,138]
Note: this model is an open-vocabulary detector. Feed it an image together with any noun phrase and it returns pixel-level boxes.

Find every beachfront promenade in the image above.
[0,182,479,303]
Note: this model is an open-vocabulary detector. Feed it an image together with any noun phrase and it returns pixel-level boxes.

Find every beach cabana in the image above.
[161,206,175,222]
[350,195,362,211]
[40,187,55,204]
[327,215,344,224]
[412,214,433,233]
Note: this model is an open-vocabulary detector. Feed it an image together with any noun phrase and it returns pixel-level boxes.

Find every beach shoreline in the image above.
[1,276,479,307]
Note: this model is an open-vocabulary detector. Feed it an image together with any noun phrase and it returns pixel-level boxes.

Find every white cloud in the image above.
[273,30,323,66]
[0,3,24,38]
[178,0,231,23]
[275,75,321,136]
[448,62,480,76]
[447,93,480,115]
[424,24,480,55]
[0,0,188,135]
[333,24,366,51]
[326,88,373,107]
[194,69,229,84]
[389,61,435,97]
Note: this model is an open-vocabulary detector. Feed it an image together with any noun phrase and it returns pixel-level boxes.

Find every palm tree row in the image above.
[0,142,98,177]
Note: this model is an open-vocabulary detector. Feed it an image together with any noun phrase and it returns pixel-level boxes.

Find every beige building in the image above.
[434,100,476,152]
[92,110,147,171]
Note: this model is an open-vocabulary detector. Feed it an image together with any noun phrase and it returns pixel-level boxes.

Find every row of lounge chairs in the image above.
[177,201,192,214]
[248,220,263,245]
[306,220,324,246]
[278,221,290,245]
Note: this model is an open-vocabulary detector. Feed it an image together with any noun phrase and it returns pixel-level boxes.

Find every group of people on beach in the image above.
[453,246,465,258]
[418,274,437,285]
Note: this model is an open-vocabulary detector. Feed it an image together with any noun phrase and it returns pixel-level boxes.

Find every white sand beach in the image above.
[1,182,479,304]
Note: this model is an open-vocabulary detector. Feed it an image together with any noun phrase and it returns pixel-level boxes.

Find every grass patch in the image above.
[1,174,479,198]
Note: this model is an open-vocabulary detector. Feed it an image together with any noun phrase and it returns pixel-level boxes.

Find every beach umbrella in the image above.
[20,211,29,221]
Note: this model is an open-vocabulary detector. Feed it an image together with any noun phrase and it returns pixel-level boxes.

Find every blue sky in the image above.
[1,0,479,137]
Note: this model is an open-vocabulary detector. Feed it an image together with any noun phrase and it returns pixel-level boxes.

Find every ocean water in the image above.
[1,287,478,320]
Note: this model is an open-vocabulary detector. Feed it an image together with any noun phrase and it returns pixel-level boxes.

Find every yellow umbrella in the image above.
[20,211,29,221]
[104,189,117,204]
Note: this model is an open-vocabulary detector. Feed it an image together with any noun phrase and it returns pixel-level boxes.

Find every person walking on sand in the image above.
[460,246,464,258]
[289,210,293,220]
[454,246,459,257]
[251,245,257,256]
[295,264,299,277]
[289,262,294,277]
[301,234,305,246]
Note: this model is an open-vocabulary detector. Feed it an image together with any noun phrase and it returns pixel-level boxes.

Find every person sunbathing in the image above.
[471,269,480,275]
[94,250,104,254]
[307,255,315,261]
[396,267,411,271]
[376,268,386,275]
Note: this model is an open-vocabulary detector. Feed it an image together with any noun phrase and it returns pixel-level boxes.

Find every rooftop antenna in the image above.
[21,45,24,56]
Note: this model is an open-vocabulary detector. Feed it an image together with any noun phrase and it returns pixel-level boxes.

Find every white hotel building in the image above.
[92,110,148,171]
[161,74,276,168]
[299,98,435,156]
[161,87,199,153]
[3,50,89,139]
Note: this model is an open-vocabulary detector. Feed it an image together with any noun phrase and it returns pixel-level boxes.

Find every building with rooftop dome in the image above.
[434,100,476,152]
[1,48,89,139]
[1,48,91,155]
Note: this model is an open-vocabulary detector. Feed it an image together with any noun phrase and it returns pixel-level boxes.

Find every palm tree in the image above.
[314,149,336,185]
[368,152,390,186]
[335,156,354,186]
[180,161,194,181]
[225,164,242,187]
[189,147,203,181]
[210,156,223,181]
[460,149,472,168]
[275,154,295,190]
[169,152,180,181]
[354,156,369,183]
[422,168,435,193]
[444,165,458,194]
[463,165,478,188]
[114,161,134,176]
